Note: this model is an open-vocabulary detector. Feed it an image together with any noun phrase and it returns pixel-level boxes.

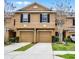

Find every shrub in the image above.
[4,40,11,45]
[15,37,19,43]
[9,37,16,43]
[55,36,59,42]
[66,36,72,42]
[52,36,59,43]
[65,36,75,43]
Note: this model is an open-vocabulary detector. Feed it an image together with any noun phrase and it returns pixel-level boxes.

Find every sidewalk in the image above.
[53,51,75,55]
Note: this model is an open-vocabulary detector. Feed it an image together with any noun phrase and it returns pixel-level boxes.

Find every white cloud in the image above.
[16,1,22,4]
[16,1,31,5]
[23,1,31,4]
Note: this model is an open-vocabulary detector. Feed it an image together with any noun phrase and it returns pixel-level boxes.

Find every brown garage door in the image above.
[20,31,34,42]
[38,31,52,42]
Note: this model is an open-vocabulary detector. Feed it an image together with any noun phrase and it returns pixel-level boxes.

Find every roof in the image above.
[13,3,75,17]
[18,2,50,11]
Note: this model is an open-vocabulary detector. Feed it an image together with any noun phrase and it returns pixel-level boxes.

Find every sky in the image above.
[5,0,75,12]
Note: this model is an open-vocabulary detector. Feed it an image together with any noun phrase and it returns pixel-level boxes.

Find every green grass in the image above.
[14,44,34,51]
[52,42,75,51]
[57,54,75,59]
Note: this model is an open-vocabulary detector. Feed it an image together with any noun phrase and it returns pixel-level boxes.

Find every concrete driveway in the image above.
[4,42,30,54]
[14,43,53,59]
[5,43,64,59]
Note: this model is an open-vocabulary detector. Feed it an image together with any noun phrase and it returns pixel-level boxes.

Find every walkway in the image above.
[53,51,75,55]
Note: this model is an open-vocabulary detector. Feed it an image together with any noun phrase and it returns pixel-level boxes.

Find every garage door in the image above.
[20,31,34,42]
[38,31,52,42]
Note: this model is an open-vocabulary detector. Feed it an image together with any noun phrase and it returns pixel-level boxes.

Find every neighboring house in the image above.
[4,3,75,43]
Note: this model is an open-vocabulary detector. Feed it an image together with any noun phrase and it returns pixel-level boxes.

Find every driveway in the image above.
[5,43,64,59]
[14,43,53,59]
[4,42,30,54]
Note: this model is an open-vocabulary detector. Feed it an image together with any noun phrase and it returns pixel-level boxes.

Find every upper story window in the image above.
[40,13,50,23]
[20,14,30,23]
[23,14,28,22]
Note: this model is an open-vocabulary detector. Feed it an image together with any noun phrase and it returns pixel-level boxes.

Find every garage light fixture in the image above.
[23,24,27,27]
[43,24,47,27]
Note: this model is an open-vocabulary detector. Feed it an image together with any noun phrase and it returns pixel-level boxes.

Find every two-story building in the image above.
[5,3,75,43]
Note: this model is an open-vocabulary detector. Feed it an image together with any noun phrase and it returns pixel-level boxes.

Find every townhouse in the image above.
[5,3,75,43]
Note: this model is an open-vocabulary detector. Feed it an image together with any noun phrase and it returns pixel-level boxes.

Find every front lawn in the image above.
[57,54,75,59]
[14,44,34,51]
[52,42,75,51]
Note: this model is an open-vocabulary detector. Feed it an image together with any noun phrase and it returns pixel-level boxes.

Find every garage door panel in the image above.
[20,31,34,42]
[38,31,51,42]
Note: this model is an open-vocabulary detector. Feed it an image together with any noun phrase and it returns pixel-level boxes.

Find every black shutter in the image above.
[20,14,23,22]
[48,14,50,23]
[73,18,75,25]
[28,14,30,22]
[14,19,15,26]
[40,14,42,22]
[55,19,57,26]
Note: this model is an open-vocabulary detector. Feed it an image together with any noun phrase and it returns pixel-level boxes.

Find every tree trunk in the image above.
[59,30,63,43]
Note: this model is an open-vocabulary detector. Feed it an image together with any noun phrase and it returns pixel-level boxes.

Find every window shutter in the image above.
[55,19,57,26]
[73,18,75,25]
[40,14,42,22]
[20,14,23,22]
[14,19,15,26]
[48,14,50,23]
[28,14,30,22]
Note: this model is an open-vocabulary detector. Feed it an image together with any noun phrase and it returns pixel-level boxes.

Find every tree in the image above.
[54,0,73,43]
[4,0,16,17]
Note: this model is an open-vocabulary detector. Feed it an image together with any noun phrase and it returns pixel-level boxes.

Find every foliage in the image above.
[57,54,75,59]
[14,44,34,51]
[65,36,75,43]
[55,36,59,42]
[4,40,11,45]
[15,37,19,43]
[9,37,16,43]
[52,42,75,51]
[52,36,59,43]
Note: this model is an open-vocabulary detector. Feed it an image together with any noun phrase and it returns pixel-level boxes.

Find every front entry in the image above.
[38,31,52,43]
[63,30,66,41]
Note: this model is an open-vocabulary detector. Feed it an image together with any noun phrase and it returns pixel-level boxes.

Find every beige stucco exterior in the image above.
[4,3,75,43]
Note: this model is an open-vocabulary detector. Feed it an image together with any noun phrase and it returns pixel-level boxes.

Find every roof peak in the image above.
[18,2,50,11]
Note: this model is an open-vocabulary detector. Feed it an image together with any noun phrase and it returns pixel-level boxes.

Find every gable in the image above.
[19,3,50,11]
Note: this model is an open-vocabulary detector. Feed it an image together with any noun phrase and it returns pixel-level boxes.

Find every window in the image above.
[20,14,30,22]
[23,14,28,22]
[40,13,50,23]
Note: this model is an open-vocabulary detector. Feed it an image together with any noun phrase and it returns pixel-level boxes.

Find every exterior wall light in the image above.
[43,24,47,27]
[23,24,27,27]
